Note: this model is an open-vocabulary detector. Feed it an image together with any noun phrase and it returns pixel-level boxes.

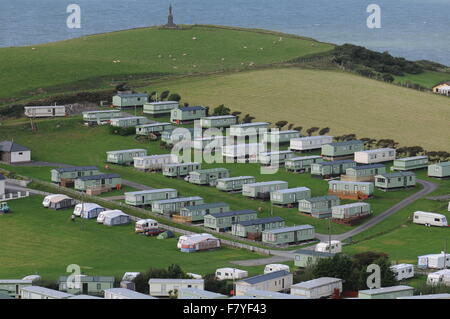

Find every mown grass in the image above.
[394,71,450,89]
[146,68,450,152]
[0,25,333,102]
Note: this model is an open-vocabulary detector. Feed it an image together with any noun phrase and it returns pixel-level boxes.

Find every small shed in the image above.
[328,180,374,200]
[235,270,293,296]
[285,155,323,173]
[310,159,357,178]
[289,135,333,152]
[162,162,201,177]
[199,115,237,128]
[229,122,270,137]
[179,202,230,222]
[231,216,285,238]
[47,195,76,210]
[24,105,66,118]
[143,101,179,116]
[110,116,151,128]
[170,106,207,124]
[374,171,416,190]
[293,249,335,268]
[103,211,130,226]
[148,278,204,297]
[151,196,204,215]
[135,122,173,135]
[242,181,289,199]
[112,93,149,108]
[0,141,31,164]
[321,140,365,160]
[186,167,230,185]
[74,173,122,192]
[258,150,296,166]
[290,277,343,299]
[133,154,179,171]
[51,166,100,184]
[270,187,311,206]
[203,209,258,232]
[125,189,178,207]
[298,195,341,219]
[341,164,386,182]
[428,162,450,178]
[392,156,428,171]
[177,233,221,252]
[262,130,301,144]
[262,225,315,245]
[354,148,396,164]
[73,203,105,219]
[104,288,156,299]
[106,149,147,165]
[358,285,414,299]
[216,176,256,191]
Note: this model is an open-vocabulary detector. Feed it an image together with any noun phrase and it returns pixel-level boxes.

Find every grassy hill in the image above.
[0,25,333,103]
[147,68,450,151]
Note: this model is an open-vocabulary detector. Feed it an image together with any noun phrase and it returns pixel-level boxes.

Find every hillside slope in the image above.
[148,68,450,151]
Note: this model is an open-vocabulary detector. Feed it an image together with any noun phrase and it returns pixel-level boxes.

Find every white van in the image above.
[315,240,342,254]
[263,264,290,274]
[42,194,64,208]
[135,219,159,233]
[413,211,448,227]
[96,210,124,224]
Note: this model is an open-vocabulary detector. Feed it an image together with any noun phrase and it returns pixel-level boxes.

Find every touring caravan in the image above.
[96,210,124,224]
[315,241,342,254]
[215,268,248,281]
[135,219,159,233]
[264,264,290,274]
[390,264,415,281]
[427,269,450,286]
[413,211,448,227]
[73,203,105,219]
[418,253,450,269]
[42,194,65,208]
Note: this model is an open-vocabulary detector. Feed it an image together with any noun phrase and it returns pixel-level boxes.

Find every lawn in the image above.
[145,68,450,152]
[0,25,333,103]
[394,71,450,89]
[0,196,272,281]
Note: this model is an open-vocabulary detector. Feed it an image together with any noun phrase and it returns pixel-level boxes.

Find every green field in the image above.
[146,68,450,152]
[0,196,274,280]
[394,71,450,89]
[0,25,333,103]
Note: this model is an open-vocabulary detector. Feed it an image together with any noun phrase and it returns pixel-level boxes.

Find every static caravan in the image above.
[298,195,341,219]
[428,162,450,178]
[262,130,301,144]
[82,110,123,124]
[106,149,147,165]
[170,106,207,124]
[354,148,396,164]
[270,187,311,207]
[216,176,256,192]
[222,143,263,162]
[258,150,296,166]
[321,140,365,160]
[178,288,226,299]
[285,156,324,173]
[418,253,450,269]
[374,171,416,190]
[427,269,450,286]
[242,289,306,299]
[310,160,357,178]
[413,211,448,227]
[148,279,204,297]
[328,180,374,200]
[215,268,248,281]
[58,275,114,295]
[143,101,179,116]
[229,122,270,137]
[124,189,178,207]
[0,280,33,298]
[110,116,151,128]
[47,195,76,210]
[341,164,386,182]
[192,136,228,151]
[20,286,73,299]
[390,264,415,281]
[51,166,100,184]
[264,264,290,274]
[315,241,342,254]
[331,202,371,221]
[203,209,258,232]
[392,156,428,171]
[24,105,66,118]
[290,135,333,152]
[73,203,105,219]
[231,217,285,238]
[290,277,343,299]
[186,168,230,185]
[135,219,159,233]
[103,211,130,226]
[96,210,124,224]
[242,181,289,200]
[135,122,173,135]
[294,249,335,268]
[358,286,414,299]
[161,128,198,145]
[151,196,204,215]
[262,225,315,245]
[177,233,221,252]
[235,270,293,296]
[112,93,148,108]
[199,115,237,128]
[133,154,179,171]
[74,173,122,192]
[162,162,201,177]
[398,293,450,299]
[104,288,156,299]
[179,202,230,222]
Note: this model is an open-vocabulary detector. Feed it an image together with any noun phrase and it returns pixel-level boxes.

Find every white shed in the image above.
[0,141,31,164]
[290,277,343,299]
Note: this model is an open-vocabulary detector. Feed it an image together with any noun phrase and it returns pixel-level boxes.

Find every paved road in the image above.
[315,179,438,242]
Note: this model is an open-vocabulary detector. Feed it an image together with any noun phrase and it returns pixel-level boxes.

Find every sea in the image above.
[1,0,449,65]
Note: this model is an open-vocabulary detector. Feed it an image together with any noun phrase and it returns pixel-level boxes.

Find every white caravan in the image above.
[413,211,448,227]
